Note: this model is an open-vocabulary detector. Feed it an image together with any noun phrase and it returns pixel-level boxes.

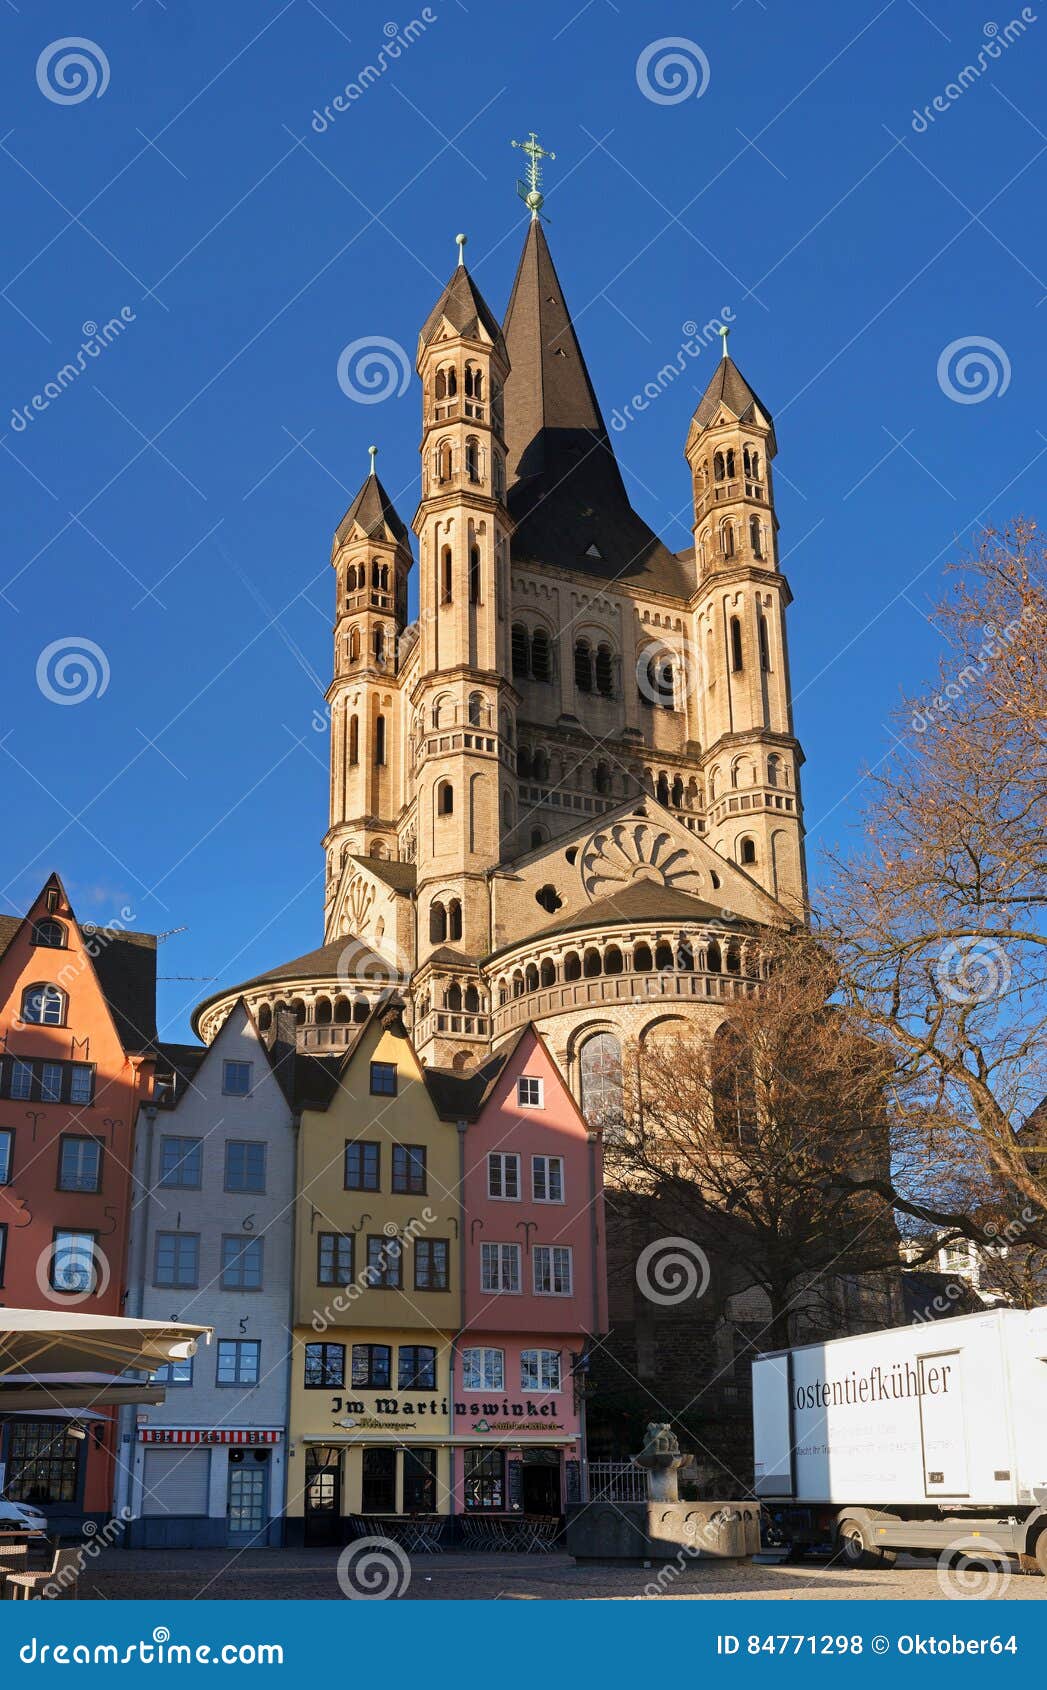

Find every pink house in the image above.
[452,1026,607,1516]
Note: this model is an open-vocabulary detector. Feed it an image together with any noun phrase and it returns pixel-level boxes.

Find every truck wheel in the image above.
[836,1519,895,1570]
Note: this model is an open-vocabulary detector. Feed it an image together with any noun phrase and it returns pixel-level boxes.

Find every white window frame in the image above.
[222,1060,252,1096]
[532,1244,573,1296]
[461,1347,505,1391]
[480,1241,521,1294]
[520,1348,562,1393]
[487,1152,520,1201]
[517,1075,544,1109]
[531,1154,564,1203]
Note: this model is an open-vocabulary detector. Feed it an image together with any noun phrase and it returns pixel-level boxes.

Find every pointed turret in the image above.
[334,446,410,547]
[689,331,777,455]
[418,237,507,364]
[501,220,689,593]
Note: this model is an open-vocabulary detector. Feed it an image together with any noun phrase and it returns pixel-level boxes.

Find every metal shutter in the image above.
[141,1447,210,1516]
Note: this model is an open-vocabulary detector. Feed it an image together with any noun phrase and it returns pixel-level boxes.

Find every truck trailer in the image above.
[751,1306,1047,1571]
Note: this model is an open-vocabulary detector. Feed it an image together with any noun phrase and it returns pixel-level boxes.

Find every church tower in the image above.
[686,331,807,915]
[324,450,412,879]
[411,235,514,992]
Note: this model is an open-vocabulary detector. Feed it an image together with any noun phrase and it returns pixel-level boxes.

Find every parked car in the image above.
[0,1497,48,1534]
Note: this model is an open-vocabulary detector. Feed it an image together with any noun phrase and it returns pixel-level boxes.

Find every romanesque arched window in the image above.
[579,1032,624,1128]
[595,643,614,697]
[465,438,479,483]
[469,545,481,604]
[430,902,447,943]
[574,639,593,693]
[374,715,386,766]
[758,613,771,671]
[348,626,360,662]
[750,516,763,560]
[531,627,551,682]
[468,692,483,727]
[517,745,532,778]
[730,616,744,672]
[348,715,359,766]
[437,781,454,816]
[633,942,653,972]
[740,837,757,865]
[441,547,453,603]
[448,900,463,942]
[512,624,529,678]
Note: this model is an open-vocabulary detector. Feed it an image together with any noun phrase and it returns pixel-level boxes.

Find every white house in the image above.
[119,1002,296,1547]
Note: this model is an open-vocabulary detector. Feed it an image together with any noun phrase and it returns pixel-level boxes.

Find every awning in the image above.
[0,1382,165,1413]
[138,1428,282,1445]
[0,1309,211,1379]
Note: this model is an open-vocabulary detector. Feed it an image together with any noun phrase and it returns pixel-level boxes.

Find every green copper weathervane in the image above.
[511,131,556,221]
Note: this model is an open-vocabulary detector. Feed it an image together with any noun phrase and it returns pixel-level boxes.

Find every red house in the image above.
[0,875,157,1531]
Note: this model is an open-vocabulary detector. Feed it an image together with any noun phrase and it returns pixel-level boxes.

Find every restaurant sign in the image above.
[329,1395,563,1432]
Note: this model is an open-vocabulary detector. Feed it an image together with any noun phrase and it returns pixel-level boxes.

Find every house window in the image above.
[0,1223,7,1286]
[462,1347,504,1391]
[351,1344,391,1389]
[398,1346,437,1391]
[31,919,66,947]
[50,1228,99,1294]
[366,1235,402,1288]
[69,1064,94,1105]
[317,1232,354,1286]
[154,1356,193,1387]
[40,1063,63,1103]
[222,1060,252,1096]
[532,1155,564,1203]
[0,1129,12,1184]
[57,1135,102,1193]
[305,1343,346,1389]
[345,1140,381,1190]
[533,1244,573,1296]
[414,1238,449,1291]
[221,1235,264,1291]
[217,1339,260,1387]
[487,1152,520,1200]
[154,1231,199,1288]
[480,1242,521,1293]
[521,1349,562,1392]
[517,1075,543,1108]
[5,1419,81,1505]
[370,1061,397,1097]
[20,983,65,1026]
[1,1054,96,1104]
[402,1449,437,1514]
[8,1060,33,1100]
[361,1448,397,1514]
[464,1448,505,1511]
[159,1136,202,1188]
[391,1144,426,1194]
[224,1140,267,1193]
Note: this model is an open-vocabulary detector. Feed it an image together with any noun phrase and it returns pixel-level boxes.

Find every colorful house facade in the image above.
[0,875,157,1531]
[120,1002,296,1547]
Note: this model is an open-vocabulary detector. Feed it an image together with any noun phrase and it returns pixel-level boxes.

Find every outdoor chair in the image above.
[5,1547,81,1600]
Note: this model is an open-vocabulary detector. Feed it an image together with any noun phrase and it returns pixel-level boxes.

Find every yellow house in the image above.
[286,1001,462,1544]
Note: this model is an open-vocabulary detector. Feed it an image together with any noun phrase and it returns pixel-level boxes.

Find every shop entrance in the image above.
[227,1450,269,1545]
[304,1449,342,1546]
[520,1448,562,1515]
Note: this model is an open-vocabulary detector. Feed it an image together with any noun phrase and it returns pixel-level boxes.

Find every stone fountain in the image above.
[565,1423,761,1566]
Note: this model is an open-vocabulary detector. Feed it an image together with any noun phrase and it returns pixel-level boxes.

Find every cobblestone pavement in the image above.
[75,1548,1047,1601]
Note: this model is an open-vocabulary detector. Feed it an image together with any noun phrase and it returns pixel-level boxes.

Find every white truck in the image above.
[751,1306,1047,1571]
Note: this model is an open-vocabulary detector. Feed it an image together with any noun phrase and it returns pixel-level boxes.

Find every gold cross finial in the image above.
[511,130,556,220]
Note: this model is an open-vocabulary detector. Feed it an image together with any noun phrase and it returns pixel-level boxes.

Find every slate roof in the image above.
[530,881,748,943]
[334,469,410,548]
[190,936,397,1036]
[419,261,506,360]
[501,220,694,597]
[692,353,777,452]
[350,855,417,893]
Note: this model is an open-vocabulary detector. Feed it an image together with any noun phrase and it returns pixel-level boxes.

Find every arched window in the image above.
[21,982,65,1025]
[654,942,674,971]
[750,516,763,560]
[437,440,452,481]
[730,616,744,672]
[502,790,514,827]
[604,946,623,975]
[706,939,722,972]
[373,625,385,664]
[445,983,462,1013]
[374,715,386,766]
[595,643,614,697]
[465,439,479,483]
[574,639,593,693]
[441,547,453,604]
[448,900,463,942]
[257,1003,272,1033]
[656,773,670,807]
[511,971,525,998]
[437,781,454,816]
[435,367,447,401]
[712,1024,757,1145]
[517,746,532,778]
[31,919,66,948]
[430,902,447,943]
[525,963,539,992]
[740,837,757,866]
[332,996,350,1024]
[290,998,306,1026]
[532,748,549,783]
[353,998,370,1023]
[750,449,760,479]
[758,613,771,671]
[464,363,483,400]
[348,715,359,766]
[671,776,684,808]
[563,951,582,981]
[721,521,735,559]
[579,1032,624,1127]
[713,451,725,481]
[743,445,753,478]
[315,996,332,1025]
[468,692,483,727]
[531,627,551,682]
[641,649,675,709]
[469,544,481,604]
[465,985,480,1013]
[348,626,360,662]
[767,754,780,788]
[593,761,611,796]
[583,948,602,978]
[726,940,742,975]
[512,624,529,678]
[725,448,736,478]
[633,942,653,972]
[540,959,556,988]
[677,941,694,971]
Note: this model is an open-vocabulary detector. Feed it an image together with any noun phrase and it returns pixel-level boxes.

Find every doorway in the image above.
[521,1449,562,1515]
[227,1450,269,1545]
[304,1449,342,1546]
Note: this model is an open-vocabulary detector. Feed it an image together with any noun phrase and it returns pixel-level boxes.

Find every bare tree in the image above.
[824,519,1047,1242]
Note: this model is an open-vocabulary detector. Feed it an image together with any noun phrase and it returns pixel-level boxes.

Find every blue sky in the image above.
[1,0,1043,1041]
